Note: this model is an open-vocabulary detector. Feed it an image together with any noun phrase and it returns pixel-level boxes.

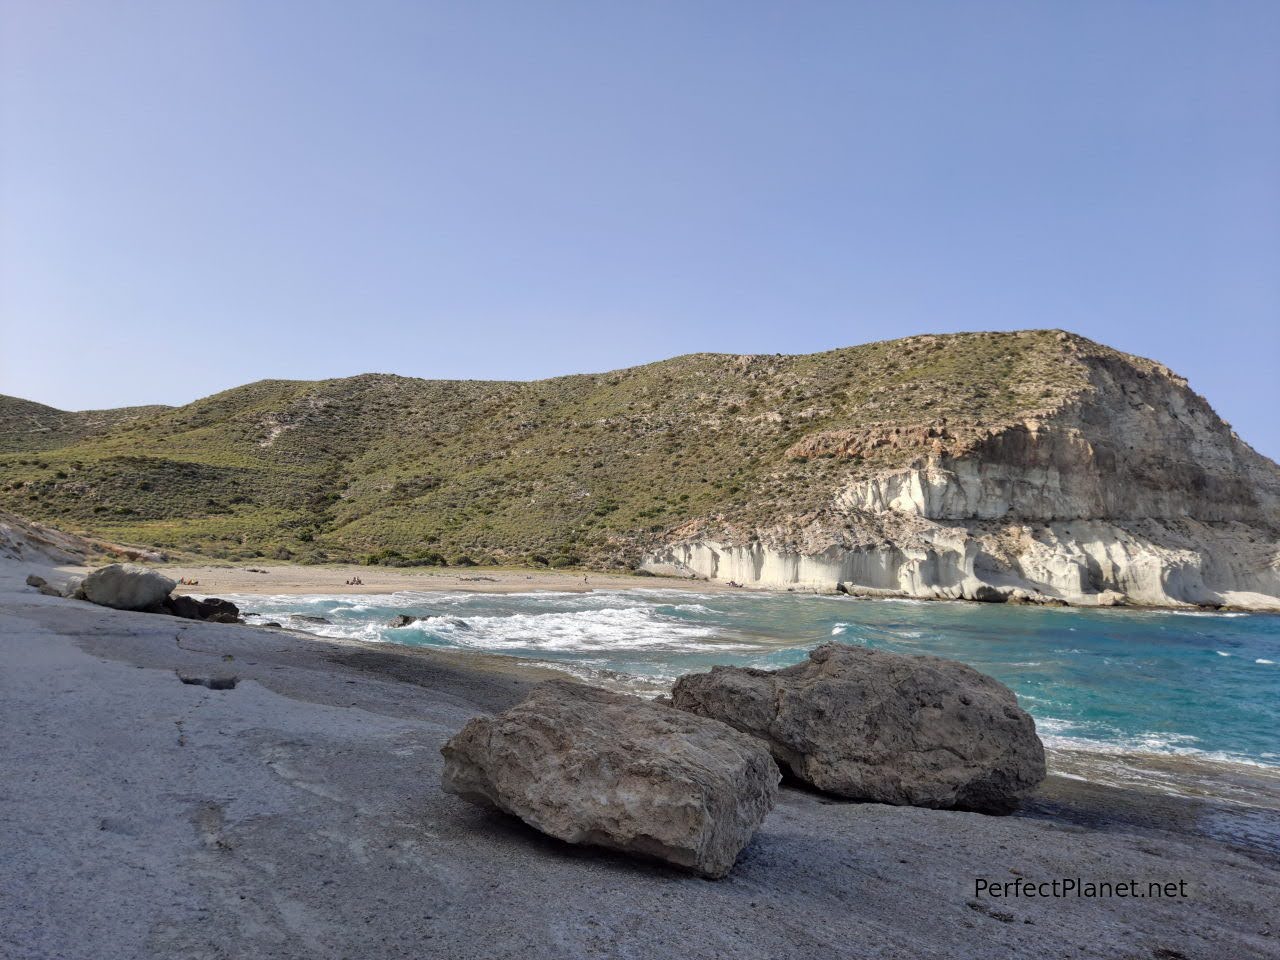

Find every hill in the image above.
[0,396,171,453]
[2,330,1277,608]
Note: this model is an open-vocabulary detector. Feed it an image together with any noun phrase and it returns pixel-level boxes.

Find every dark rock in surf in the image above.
[387,614,425,628]
[163,595,241,624]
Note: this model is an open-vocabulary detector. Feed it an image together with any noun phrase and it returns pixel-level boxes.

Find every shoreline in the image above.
[57,559,1280,615]
[151,561,740,598]
[133,560,1280,803]
[146,567,1280,818]
[280,620,1280,819]
[4,557,1280,958]
[271,625,1280,819]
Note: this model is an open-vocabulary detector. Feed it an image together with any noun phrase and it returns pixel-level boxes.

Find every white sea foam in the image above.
[654,602,717,616]
[1258,659,1276,665]
[1037,718,1277,771]
[404,606,753,654]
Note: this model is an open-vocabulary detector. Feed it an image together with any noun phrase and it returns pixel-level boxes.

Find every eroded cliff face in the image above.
[644,346,1280,610]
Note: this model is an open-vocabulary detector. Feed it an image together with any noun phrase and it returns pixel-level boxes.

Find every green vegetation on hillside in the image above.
[0,396,171,453]
[0,330,1097,566]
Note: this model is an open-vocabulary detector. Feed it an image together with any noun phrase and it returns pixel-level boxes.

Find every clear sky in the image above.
[2,1,1278,457]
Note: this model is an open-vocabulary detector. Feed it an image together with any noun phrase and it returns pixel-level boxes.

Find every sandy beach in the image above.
[147,561,735,598]
[3,557,1279,959]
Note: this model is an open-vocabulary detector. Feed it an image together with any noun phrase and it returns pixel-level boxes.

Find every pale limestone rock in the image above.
[80,563,175,611]
[643,349,1280,610]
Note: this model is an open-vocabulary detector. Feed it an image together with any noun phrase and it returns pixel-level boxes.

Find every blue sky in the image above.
[2,1,1277,457]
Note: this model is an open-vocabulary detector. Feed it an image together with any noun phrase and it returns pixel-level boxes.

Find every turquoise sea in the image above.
[225,588,1280,781]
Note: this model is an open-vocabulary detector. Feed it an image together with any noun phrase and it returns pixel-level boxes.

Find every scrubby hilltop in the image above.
[2,330,1277,608]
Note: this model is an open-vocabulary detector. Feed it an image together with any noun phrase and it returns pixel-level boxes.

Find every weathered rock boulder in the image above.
[441,680,780,878]
[61,575,86,600]
[80,563,176,611]
[163,595,241,623]
[671,643,1045,814]
[25,573,62,597]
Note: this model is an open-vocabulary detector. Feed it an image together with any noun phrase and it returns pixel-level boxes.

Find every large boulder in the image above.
[441,680,780,878]
[79,563,176,611]
[671,643,1045,814]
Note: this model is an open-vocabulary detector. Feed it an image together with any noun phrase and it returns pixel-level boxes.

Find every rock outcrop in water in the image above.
[441,679,780,878]
[671,643,1046,814]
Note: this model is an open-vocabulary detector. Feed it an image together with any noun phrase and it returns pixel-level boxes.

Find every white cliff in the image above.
[644,341,1280,610]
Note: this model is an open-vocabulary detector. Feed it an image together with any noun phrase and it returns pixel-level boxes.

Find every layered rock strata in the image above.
[645,346,1280,609]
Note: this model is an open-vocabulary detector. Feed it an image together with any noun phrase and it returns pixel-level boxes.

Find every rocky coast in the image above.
[3,551,1279,959]
[5,331,1278,612]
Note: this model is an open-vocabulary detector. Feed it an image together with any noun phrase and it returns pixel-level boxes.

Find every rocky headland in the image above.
[642,335,1280,609]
